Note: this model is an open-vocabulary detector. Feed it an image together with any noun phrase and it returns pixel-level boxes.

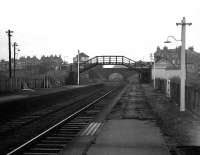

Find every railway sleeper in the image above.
[28,147,61,152]
[45,136,74,140]
[40,140,72,144]
[35,143,65,148]
[24,153,56,155]
[51,133,78,136]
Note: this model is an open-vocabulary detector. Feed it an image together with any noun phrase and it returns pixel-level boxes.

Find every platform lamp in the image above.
[14,49,20,77]
[164,36,181,44]
[77,50,80,85]
[150,53,156,89]
[12,42,19,78]
[164,35,183,111]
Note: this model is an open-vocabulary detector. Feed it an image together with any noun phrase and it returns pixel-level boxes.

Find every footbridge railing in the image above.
[80,56,151,72]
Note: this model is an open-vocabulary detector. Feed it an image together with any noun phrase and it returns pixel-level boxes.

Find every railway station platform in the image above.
[0,85,88,105]
[87,119,170,155]
[86,86,170,155]
[63,83,170,155]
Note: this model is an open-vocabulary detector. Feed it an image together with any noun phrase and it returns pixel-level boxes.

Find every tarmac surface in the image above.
[87,119,169,155]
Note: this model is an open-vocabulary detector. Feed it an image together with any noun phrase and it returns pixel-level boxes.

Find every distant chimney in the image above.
[188,46,194,51]
[163,46,168,51]
[157,46,161,52]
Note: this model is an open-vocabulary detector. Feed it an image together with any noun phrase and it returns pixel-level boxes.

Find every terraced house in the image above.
[154,46,200,83]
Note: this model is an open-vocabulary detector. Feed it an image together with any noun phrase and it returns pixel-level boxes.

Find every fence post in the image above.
[192,88,196,110]
[44,76,45,88]
[195,90,198,111]
[197,90,200,111]
[166,79,171,97]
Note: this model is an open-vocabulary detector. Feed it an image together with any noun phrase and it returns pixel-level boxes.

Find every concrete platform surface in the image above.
[87,119,170,155]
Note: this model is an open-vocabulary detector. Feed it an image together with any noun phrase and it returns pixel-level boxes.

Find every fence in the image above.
[0,76,62,93]
[155,78,200,113]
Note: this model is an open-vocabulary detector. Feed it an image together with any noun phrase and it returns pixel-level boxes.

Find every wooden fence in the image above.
[0,76,62,92]
[155,78,200,113]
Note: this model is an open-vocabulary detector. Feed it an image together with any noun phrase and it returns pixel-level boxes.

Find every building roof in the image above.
[78,52,89,57]
[155,46,200,65]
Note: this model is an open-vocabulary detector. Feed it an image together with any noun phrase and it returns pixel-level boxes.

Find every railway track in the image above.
[0,84,103,125]
[6,85,122,155]
[0,87,104,135]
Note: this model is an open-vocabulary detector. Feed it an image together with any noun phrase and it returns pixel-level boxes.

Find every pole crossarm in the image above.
[176,17,192,26]
[6,30,14,36]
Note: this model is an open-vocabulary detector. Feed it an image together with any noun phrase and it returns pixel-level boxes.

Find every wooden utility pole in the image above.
[6,30,13,78]
[176,17,192,111]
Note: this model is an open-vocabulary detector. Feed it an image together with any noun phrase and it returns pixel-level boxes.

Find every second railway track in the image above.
[0,86,105,135]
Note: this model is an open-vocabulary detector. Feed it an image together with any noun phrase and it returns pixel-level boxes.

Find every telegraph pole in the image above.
[6,30,14,78]
[77,50,80,85]
[176,17,192,111]
[13,42,18,78]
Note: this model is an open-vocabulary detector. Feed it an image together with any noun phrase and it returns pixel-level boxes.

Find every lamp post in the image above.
[13,42,18,78]
[153,54,156,88]
[150,53,156,88]
[15,49,20,76]
[77,50,80,85]
[164,17,191,112]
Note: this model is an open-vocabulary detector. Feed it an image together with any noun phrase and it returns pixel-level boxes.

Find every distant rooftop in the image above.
[77,52,89,57]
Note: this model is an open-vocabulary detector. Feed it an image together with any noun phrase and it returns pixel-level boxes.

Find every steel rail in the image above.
[7,89,113,155]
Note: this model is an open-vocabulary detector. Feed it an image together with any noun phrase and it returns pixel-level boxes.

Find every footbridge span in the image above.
[80,55,151,73]
[67,56,152,84]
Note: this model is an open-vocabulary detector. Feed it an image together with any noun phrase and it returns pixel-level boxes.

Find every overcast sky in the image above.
[0,0,199,62]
